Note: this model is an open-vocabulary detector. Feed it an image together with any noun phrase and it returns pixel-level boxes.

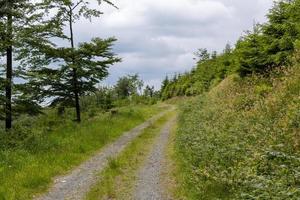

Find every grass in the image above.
[175,65,300,199]
[161,116,186,200]
[0,104,163,200]
[85,110,176,200]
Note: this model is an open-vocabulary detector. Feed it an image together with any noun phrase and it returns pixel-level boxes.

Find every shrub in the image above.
[176,66,300,199]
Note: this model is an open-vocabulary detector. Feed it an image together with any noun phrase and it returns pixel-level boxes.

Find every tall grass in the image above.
[0,104,161,200]
[175,65,300,199]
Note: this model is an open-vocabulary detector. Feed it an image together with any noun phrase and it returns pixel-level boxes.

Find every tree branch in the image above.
[72,0,84,11]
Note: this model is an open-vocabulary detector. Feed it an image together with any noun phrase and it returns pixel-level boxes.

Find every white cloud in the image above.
[73,0,274,89]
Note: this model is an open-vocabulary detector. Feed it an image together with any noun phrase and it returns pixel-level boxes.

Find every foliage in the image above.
[161,0,300,100]
[77,74,159,110]
[23,0,120,122]
[175,66,300,199]
[0,0,52,128]
[80,87,115,112]
[144,85,155,98]
[0,104,161,199]
[114,74,144,99]
[194,48,210,63]
[29,37,120,105]
[161,47,234,100]
[235,25,269,76]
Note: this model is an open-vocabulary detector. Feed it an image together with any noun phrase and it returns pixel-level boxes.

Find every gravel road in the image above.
[35,110,171,200]
[134,117,176,200]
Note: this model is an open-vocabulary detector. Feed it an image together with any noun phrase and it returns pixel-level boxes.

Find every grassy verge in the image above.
[0,104,163,200]
[175,66,300,199]
[162,118,186,200]
[85,111,175,200]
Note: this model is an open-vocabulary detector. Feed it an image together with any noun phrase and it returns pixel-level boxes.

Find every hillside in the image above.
[174,65,300,199]
[161,0,300,100]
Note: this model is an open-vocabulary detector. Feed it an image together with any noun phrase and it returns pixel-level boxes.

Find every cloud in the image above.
[74,0,274,89]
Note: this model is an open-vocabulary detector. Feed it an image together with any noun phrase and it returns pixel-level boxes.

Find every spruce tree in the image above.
[263,0,299,66]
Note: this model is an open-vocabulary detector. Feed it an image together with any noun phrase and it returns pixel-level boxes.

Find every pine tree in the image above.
[263,0,299,66]
[235,24,268,75]
[194,48,210,64]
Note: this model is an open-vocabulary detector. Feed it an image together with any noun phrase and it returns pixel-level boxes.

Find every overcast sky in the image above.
[74,0,274,89]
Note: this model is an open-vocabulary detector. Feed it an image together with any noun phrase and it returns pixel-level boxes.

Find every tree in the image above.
[159,0,300,100]
[194,48,210,63]
[144,85,155,97]
[263,0,299,67]
[0,0,49,130]
[223,43,232,54]
[115,74,144,99]
[211,51,217,59]
[160,76,169,99]
[235,24,269,75]
[27,0,120,122]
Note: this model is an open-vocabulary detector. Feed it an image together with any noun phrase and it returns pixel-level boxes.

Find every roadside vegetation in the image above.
[1,43,160,198]
[85,111,175,200]
[0,104,161,200]
[160,0,300,199]
[2,0,300,199]
[175,66,300,199]
[162,118,185,200]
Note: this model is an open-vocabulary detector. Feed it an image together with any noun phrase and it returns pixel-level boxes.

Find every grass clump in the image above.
[0,104,162,200]
[85,111,175,200]
[175,66,300,199]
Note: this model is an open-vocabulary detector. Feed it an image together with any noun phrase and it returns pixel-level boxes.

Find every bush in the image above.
[0,116,37,149]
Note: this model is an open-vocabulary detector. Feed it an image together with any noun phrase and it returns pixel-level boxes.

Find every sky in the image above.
[74,0,274,89]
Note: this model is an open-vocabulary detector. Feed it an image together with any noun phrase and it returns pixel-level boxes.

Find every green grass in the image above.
[0,104,163,200]
[85,111,175,200]
[175,66,300,199]
[164,119,188,200]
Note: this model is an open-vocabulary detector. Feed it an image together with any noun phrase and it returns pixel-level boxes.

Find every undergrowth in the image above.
[175,65,300,199]
[0,104,162,200]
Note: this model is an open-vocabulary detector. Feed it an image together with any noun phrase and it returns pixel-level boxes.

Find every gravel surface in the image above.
[35,110,171,200]
[134,117,176,200]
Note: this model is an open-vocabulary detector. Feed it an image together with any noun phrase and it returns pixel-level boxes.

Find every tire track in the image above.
[134,117,176,200]
[35,110,172,200]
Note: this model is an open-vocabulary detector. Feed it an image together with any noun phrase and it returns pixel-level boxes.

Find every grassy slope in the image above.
[175,65,300,199]
[0,105,162,200]
[85,111,175,200]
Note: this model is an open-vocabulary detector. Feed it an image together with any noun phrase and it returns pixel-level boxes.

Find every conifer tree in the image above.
[0,0,50,130]
[235,24,269,75]
[263,0,299,66]
[27,0,120,122]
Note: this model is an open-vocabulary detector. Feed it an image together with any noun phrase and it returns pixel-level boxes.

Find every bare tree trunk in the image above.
[5,1,13,130]
[69,8,81,123]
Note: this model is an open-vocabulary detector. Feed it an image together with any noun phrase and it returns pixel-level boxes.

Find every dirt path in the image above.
[134,116,176,200]
[35,110,171,200]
